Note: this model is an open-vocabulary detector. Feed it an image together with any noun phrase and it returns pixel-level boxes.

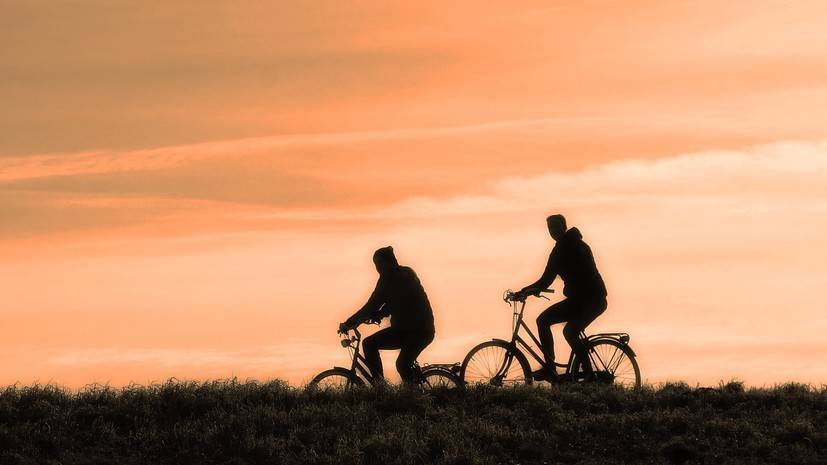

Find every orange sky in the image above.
[2,0,827,387]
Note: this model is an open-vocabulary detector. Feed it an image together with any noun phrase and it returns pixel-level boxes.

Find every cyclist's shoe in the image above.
[532,368,559,382]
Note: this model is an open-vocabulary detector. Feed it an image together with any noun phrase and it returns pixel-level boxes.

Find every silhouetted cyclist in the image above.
[514,214,607,382]
[339,246,435,383]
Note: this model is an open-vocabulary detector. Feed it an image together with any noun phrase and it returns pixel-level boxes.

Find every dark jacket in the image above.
[346,265,435,331]
[525,227,607,299]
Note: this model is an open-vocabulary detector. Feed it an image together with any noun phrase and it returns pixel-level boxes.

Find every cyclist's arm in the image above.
[344,277,386,328]
[521,251,558,294]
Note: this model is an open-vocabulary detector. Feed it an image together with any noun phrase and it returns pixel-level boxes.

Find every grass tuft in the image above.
[0,380,824,464]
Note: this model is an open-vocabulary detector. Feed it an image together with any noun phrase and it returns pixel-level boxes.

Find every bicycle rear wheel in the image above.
[309,368,364,389]
[461,340,532,386]
[573,339,640,388]
[420,367,462,390]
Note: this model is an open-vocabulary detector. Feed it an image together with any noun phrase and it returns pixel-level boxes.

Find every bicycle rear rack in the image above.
[589,332,630,343]
[424,362,462,375]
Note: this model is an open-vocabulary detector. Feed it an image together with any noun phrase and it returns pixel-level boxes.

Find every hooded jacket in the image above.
[525,227,607,299]
[345,248,435,331]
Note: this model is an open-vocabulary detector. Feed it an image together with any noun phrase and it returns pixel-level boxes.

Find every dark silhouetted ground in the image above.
[1,380,824,464]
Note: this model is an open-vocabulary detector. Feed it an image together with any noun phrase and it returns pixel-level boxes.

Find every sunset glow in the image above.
[3,1,827,388]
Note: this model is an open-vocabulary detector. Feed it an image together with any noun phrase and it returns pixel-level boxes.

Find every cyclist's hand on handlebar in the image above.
[511,287,553,301]
[509,289,527,301]
[338,322,350,334]
[518,288,537,299]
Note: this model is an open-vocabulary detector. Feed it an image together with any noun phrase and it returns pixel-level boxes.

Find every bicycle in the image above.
[310,322,463,390]
[460,289,641,388]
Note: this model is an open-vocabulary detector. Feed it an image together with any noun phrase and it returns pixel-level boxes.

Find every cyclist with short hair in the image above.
[339,246,435,383]
[514,214,608,381]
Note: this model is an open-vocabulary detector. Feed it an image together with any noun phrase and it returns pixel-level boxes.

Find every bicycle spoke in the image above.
[609,351,626,373]
[422,372,458,390]
[577,340,640,388]
[593,344,616,372]
[602,346,620,372]
[475,348,490,380]
[483,347,494,375]
[464,343,528,386]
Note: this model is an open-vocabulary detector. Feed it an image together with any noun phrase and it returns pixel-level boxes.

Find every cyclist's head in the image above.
[546,214,567,240]
[373,246,399,274]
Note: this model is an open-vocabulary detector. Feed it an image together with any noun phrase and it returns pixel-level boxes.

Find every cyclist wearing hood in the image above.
[339,246,435,383]
[515,214,607,381]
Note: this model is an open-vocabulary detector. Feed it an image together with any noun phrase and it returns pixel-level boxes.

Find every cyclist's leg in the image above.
[362,327,404,380]
[396,328,435,383]
[536,299,577,368]
[562,296,608,375]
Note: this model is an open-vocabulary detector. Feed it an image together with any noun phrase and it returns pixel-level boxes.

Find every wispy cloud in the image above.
[0,116,605,182]
[247,138,827,221]
[4,137,827,241]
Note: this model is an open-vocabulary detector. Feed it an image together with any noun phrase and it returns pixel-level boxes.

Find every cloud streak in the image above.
[0,116,609,182]
[245,138,827,221]
[4,137,827,243]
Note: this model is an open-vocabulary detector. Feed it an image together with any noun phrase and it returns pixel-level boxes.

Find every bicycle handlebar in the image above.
[337,316,382,341]
[503,288,555,303]
[338,326,361,348]
[337,317,380,335]
[337,327,361,337]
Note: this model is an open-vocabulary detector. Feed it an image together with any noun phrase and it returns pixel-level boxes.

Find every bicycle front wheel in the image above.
[574,339,640,388]
[309,368,364,389]
[461,340,532,387]
[420,368,462,390]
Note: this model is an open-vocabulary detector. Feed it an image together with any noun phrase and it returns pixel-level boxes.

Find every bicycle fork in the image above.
[490,346,519,386]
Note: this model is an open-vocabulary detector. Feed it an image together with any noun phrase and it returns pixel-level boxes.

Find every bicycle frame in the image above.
[504,293,624,377]
[507,298,571,371]
[341,328,378,384]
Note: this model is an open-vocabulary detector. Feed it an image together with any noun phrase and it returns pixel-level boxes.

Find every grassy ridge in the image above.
[0,380,825,465]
